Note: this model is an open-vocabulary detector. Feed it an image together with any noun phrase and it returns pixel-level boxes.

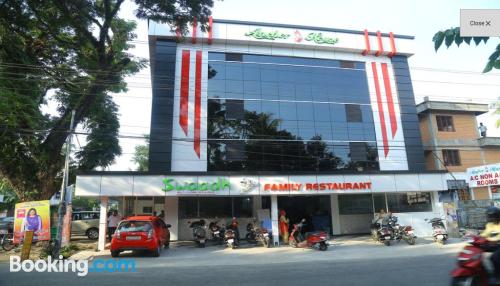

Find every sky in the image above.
[102,0,500,171]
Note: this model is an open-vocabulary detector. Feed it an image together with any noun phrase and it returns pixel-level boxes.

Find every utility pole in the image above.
[53,110,76,258]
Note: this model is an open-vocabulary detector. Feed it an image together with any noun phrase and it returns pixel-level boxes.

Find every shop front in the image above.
[76,171,448,250]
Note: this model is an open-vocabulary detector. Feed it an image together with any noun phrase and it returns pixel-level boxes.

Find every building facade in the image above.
[417,99,500,200]
[76,19,454,249]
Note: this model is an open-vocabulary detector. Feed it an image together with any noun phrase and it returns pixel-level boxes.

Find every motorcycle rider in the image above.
[480,206,500,283]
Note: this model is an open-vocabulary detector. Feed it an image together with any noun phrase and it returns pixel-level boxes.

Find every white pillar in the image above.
[98,196,108,251]
[165,197,179,241]
[488,185,493,199]
[330,194,341,235]
[271,195,279,246]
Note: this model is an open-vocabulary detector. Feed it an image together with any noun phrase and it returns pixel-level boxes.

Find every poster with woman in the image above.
[13,200,51,243]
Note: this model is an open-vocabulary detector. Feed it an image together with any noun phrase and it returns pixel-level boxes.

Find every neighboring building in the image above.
[417,98,500,200]
[77,19,454,250]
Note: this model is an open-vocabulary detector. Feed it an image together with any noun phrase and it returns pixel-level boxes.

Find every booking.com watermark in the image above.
[10,256,136,276]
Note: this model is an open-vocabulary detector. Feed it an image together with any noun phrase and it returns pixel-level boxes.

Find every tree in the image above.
[433,28,500,127]
[132,135,149,171]
[432,28,497,73]
[0,178,18,214]
[0,0,214,201]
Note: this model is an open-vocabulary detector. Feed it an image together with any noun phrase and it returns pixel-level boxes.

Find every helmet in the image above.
[486,207,500,223]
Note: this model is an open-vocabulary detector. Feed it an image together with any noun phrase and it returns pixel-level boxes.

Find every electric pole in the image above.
[53,110,76,258]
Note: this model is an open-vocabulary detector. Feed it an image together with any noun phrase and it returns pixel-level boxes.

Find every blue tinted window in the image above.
[279,101,297,121]
[297,102,314,121]
[314,103,330,122]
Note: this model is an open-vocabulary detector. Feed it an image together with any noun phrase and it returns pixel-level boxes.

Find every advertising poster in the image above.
[13,200,51,244]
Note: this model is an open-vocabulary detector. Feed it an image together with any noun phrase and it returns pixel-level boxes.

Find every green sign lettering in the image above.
[245,28,290,40]
[161,177,230,192]
[305,33,339,45]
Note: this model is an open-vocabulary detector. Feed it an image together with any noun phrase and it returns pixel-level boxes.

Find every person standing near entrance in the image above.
[107,210,121,241]
[279,210,290,244]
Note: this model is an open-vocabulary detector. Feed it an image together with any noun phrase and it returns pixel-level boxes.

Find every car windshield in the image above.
[117,221,152,232]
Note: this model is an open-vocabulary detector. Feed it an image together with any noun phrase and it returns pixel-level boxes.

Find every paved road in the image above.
[0,237,463,286]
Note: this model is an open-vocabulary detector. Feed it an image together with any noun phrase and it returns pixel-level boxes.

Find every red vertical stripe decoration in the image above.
[194,51,202,158]
[207,16,213,45]
[362,29,370,56]
[381,63,398,138]
[371,62,389,157]
[388,32,397,57]
[179,50,190,135]
[192,17,197,44]
[375,31,384,57]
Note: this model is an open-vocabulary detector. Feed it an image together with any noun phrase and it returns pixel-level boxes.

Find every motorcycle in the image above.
[209,220,225,244]
[224,218,240,249]
[371,219,394,246]
[224,228,238,249]
[289,219,328,251]
[389,216,417,245]
[426,217,448,244]
[188,220,207,248]
[450,235,500,286]
[246,221,272,248]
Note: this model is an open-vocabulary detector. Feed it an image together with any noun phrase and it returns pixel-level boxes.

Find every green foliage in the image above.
[72,196,99,211]
[40,242,79,259]
[432,27,497,73]
[132,135,149,171]
[0,178,18,212]
[0,0,213,200]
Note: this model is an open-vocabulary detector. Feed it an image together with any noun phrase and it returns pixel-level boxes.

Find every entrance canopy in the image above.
[76,171,448,197]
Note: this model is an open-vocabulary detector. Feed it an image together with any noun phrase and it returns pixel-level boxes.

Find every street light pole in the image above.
[53,110,76,258]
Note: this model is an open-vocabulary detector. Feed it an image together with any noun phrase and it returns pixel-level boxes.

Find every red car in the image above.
[111,216,171,257]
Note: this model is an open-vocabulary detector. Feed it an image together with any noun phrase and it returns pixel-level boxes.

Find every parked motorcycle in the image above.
[389,216,417,245]
[371,218,394,246]
[289,219,328,251]
[246,221,272,248]
[426,217,448,244]
[224,228,238,249]
[450,235,500,286]
[209,220,225,244]
[224,218,239,249]
[188,220,207,248]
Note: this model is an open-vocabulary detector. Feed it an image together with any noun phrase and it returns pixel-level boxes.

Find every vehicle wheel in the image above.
[86,228,99,240]
[111,250,120,258]
[152,245,161,257]
[164,241,170,249]
[384,240,391,246]
[1,235,14,252]
[231,243,236,249]
[290,240,298,248]
[451,276,480,286]
[407,237,416,245]
[319,242,328,251]
[200,242,206,248]
[263,237,270,248]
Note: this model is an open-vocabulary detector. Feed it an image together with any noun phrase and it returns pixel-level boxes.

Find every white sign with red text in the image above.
[467,163,500,188]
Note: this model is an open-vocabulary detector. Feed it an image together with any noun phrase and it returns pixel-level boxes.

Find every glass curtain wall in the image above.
[207,52,378,171]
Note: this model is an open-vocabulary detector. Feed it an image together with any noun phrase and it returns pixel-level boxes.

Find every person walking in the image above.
[107,210,121,241]
[279,210,290,244]
[479,122,488,137]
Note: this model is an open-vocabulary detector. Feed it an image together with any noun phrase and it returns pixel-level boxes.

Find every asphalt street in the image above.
[0,237,463,286]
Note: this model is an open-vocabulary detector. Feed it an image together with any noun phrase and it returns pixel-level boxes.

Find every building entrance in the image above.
[278,196,332,234]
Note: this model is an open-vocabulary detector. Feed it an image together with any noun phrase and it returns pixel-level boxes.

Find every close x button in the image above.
[460,9,500,36]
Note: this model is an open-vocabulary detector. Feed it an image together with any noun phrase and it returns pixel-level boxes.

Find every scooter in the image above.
[209,220,225,244]
[188,220,207,248]
[224,218,240,249]
[289,219,328,251]
[426,217,448,244]
[450,235,500,286]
